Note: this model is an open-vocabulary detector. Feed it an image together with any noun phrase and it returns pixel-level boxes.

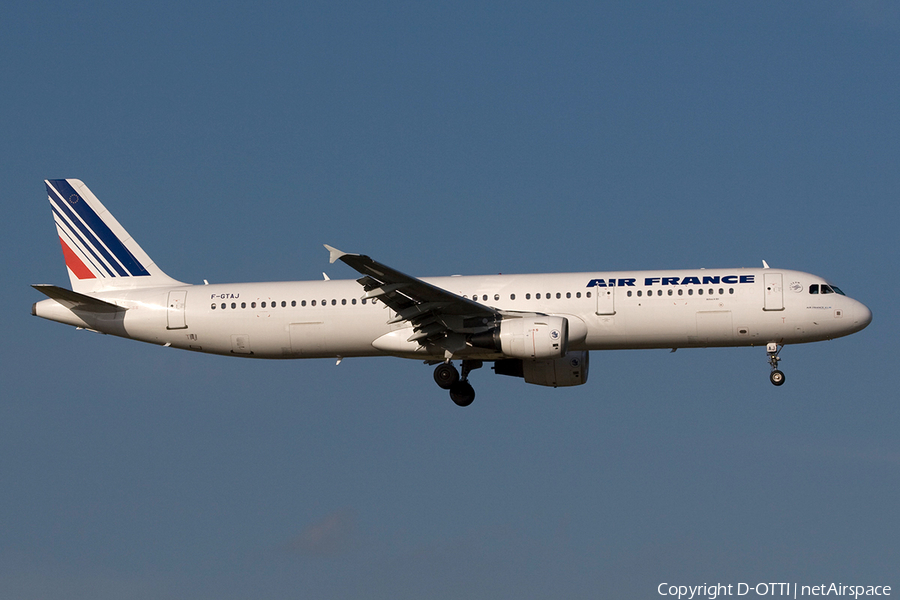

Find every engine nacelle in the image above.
[502,315,568,359]
[494,351,590,387]
[470,315,568,359]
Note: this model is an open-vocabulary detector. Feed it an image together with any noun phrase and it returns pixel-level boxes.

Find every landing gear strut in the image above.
[767,342,785,386]
[433,360,482,406]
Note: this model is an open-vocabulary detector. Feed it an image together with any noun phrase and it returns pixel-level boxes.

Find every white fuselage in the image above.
[33,268,872,360]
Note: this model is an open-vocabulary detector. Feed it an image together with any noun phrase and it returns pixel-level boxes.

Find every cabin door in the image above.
[763,273,784,311]
[166,290,187,329]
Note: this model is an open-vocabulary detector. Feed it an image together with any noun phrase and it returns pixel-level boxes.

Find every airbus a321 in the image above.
[32,179,872,406]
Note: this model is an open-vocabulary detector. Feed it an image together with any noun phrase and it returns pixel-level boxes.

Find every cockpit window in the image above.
[811,283,846,296]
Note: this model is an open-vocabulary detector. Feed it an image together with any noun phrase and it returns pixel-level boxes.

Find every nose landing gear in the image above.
[433,359,482,406]
[767,342,785,386]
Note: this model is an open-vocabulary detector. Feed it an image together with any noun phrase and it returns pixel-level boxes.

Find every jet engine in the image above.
[494,351,590,387]
[469,315,568,359]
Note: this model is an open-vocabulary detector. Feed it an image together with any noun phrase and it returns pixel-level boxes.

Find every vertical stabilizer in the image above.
[45,179,183,293]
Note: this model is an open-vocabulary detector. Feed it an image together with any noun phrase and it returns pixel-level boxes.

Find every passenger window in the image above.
[586,291,591,298]
[667,289,673,296]
[556,292,561,299]
[809,284,819,294]
[301,300,307,306]
[241,302,246,308]
[637,290,642,297]
[536,293,541,299]
[483,295,488,301]
[282,301,287,307]
[627,291,633,297]
[291,301,296,307]
[251,302,257,308]
[688,289,694,296]
[510,294,516,300]
[678,289,684,296]
[231,302,236,309]
[352,298,357,305]
[311,300,316,306]
[719,288,724,295]
[698,289,703,296]
[342,299,347,305]
[211,303,216,309]
[494,294,500,301]
[261,301,266,308]
[526,293,531,300]
[576,292,581,298]
[658,290,662,296]
[361,299,367,305]
[729,288,734,294]
[221,303,226,309]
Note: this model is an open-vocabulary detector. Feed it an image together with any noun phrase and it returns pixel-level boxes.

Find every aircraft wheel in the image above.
[449,381,475,407]
[770,370,786,386]
[434,363,460,390]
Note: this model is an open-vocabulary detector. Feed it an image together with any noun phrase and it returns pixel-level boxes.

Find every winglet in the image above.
[324,244,353,264]
[762,260,770,269]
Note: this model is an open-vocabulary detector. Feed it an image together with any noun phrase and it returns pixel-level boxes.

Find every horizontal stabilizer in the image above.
[32,284,126,313]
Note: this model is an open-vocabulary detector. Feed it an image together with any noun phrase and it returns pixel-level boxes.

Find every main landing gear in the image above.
[433,360,482,407]
[767,342,785,386]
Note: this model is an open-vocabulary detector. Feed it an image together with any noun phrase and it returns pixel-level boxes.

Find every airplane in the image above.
[32,179,872,406]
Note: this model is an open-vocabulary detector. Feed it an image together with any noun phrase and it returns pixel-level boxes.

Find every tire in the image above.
[770,370,786,386]
[449,381,475,407]
[434,363,460,389]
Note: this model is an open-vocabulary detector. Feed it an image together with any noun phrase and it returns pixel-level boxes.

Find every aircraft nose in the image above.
[855,302,873,331]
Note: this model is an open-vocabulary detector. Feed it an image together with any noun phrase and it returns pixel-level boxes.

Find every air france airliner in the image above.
[32,179,872,406]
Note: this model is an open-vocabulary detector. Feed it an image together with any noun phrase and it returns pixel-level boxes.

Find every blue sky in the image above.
[2,2,898,598]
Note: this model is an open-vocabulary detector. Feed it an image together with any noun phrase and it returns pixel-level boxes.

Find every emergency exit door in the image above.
[595,287,615,315]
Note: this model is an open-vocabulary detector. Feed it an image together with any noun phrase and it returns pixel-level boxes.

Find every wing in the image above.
[325,245,499,351]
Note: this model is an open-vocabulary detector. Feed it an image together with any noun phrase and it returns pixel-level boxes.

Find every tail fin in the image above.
[45,179,183,293]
